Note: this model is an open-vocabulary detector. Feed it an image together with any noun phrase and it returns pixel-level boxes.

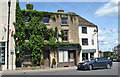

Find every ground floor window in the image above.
[69,52,74,61]
[90,53,94,58]
[0,42,5,64]
[82,53,88,61]
[59,51,68,62]
[82,52,95,61]
[23,55,31,62]
[68,51,75,61]
[23,50,31,62]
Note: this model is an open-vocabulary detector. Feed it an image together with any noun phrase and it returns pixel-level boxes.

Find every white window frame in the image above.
[59,51,68,62]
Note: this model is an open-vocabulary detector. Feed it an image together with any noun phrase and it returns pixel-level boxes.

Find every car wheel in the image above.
[106,64,111,69]
[77,67,80,70]
[88,65,93,70]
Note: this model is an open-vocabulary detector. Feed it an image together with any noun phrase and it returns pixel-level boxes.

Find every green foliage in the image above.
[40,58,44,65]
[44,42,81,51]
[14,2,49,64]
[14,2,81,66]
[52,58,56,65]
[26,4,33,10]
[55,27,58,32]
[49,37,56,43]
[60,30,64,39]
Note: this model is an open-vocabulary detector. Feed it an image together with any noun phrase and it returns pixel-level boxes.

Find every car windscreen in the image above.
[85,58,95,62]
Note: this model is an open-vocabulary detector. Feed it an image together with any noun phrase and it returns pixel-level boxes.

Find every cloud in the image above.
[99,40,108,45]
[103,41,108,45]
[95,0,119,16]
[110,41,118,44]
[98,36,106,41]
[98,28,117,34]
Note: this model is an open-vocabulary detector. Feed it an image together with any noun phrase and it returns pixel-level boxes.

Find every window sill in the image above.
[44,23,50,26]
[61,24,69,26]
[62,41,69,42]
[82,45,89,46]
[82,33,87,34]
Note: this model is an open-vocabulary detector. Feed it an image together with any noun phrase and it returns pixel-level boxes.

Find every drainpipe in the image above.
[7,0,11,69]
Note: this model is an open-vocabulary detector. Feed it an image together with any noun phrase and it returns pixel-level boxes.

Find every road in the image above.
[2,62,119,75]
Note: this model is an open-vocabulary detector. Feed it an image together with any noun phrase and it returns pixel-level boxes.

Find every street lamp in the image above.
[92,29,97,45]
[7,0,11,69]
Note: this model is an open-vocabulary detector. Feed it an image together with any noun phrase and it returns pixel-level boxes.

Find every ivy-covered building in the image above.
[15,5,82,67]
[0,1,99,70]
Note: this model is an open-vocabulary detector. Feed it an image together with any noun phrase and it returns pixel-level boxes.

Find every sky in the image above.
[19,0,118,52]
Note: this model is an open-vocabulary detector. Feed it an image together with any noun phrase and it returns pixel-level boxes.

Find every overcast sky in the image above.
[19,0,118,52]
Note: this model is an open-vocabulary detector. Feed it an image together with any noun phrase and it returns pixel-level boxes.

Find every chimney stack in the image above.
[57,9,64,13]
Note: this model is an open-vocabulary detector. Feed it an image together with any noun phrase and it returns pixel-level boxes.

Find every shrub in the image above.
[40,58,44,65]
[26,4,33,10]
[52,58,56,65]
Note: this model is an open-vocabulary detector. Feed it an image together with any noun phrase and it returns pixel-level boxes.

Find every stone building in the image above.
[22,9,81,67]
[42,10,81,67]
[0,1,99,70]
[35,9,98,67]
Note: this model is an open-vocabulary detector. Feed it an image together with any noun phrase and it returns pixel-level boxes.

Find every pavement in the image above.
[1,62,119,75]
[2,66,76,75]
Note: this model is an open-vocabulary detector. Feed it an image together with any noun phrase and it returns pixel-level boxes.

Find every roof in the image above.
[78,16,97,27]
[23,9,97,27]
[50,11,98,27]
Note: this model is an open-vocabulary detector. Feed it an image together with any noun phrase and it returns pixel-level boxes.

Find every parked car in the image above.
[109,57,117,62]
[77,57,112,70]
[116,56,120,62]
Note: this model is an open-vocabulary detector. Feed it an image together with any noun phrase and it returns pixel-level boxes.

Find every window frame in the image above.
[42,17,50,23]
[62,30,69,41]
[59,51,69,62]
[82,38,88,45]
[82,27,87,34]
[92,39,94,45]
[61,17,68,24]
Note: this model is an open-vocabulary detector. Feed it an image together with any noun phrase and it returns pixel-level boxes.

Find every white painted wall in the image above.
[78,26,99,62]
[0,0,16,70]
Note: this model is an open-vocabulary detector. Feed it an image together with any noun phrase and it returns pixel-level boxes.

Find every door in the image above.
[94,58,105,68]
[68,50,76,66]
[82,53,88,61]
[43,50,50,67]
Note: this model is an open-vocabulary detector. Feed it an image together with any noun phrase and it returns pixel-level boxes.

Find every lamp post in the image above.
[7,0,11,69]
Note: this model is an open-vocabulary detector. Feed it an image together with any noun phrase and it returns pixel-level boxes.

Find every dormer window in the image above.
[61,18,68,24]
[42,17,50,23]
[25,16,31,22]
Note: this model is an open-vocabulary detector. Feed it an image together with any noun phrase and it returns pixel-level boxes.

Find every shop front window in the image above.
[90,53,94,58]
[0,42,5,64]
[59,51,68,62]
[82,53,88,61]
